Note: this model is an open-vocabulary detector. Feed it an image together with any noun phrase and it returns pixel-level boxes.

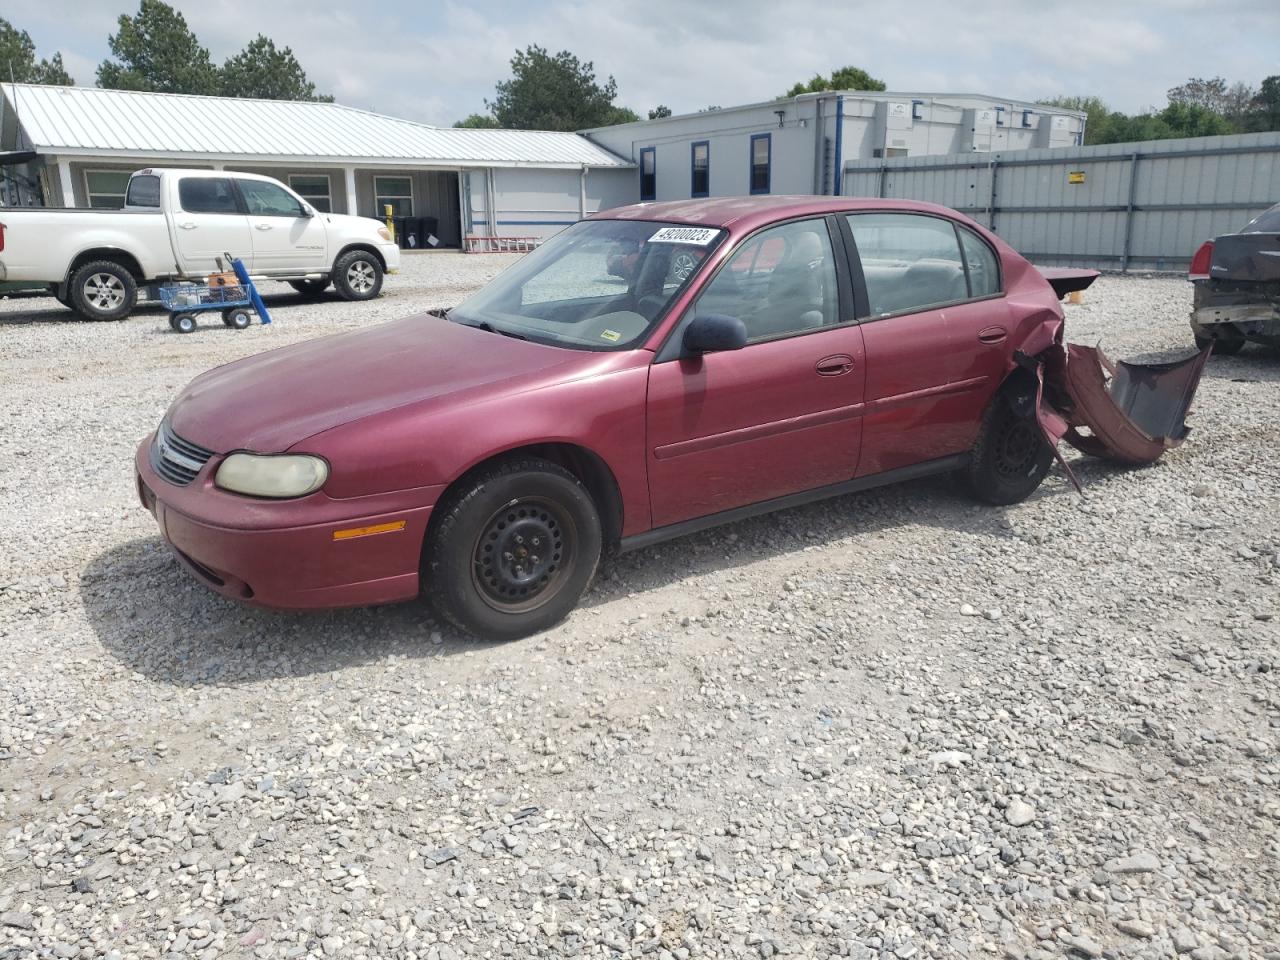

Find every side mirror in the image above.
[683,313,748,355]
[301,204,315,218]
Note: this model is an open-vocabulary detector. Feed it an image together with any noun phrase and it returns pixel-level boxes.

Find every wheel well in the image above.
[426,443,625,553]
[66,249,145,284]
[337,243,387,272]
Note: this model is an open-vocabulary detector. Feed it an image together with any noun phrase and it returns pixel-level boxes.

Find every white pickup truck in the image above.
[0,168,401,320]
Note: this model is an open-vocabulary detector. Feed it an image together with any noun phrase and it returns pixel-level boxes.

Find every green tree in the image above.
[220,35,332,101]
[486,45,634,130]
[0,16,74,84]
[780,65,885,99]
[1038,95,1120,145]
[648,104,672,119]
[96,0,219,94]
[1248,76,1280,132]
[453,112,501,128]
[1166,76,1228,113]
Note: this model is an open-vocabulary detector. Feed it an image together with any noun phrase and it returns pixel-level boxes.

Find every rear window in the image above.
[1241,203,1280,233]
[179,177,239,215]
[125,174,161,208]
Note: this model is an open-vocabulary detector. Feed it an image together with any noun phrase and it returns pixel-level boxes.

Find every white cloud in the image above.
[13,0,1280,123]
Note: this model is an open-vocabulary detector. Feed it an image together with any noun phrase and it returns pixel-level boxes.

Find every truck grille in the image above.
[151,421,215,486]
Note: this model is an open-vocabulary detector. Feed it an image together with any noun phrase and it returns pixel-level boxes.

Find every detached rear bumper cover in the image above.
[1024,342,1211,490]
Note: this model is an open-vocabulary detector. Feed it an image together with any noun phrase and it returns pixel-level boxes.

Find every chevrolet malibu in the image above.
[136,197,1209,640]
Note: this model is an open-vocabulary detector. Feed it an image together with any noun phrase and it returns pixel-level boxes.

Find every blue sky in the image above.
[13,0,1280,126]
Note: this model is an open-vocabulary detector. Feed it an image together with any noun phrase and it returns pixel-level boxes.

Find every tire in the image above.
[960,391,1053,506]
[424,458,602,641]
[171,313,197,334]
[1194,332,1244,356]
[69,260,137,321]
[332,250,383,301]
[289,278,331,298]
[223,308,252,329]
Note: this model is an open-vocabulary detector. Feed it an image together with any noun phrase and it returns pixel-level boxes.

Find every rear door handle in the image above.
[978,325,1008,344]
[815,354,855,376]
[255,223,273,231]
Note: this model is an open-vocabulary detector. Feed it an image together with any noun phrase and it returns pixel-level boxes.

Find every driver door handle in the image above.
[255,223,273,231]
[816,354,855,376]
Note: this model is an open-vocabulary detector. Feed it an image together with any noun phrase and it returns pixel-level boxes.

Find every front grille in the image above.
[151,421,215,486]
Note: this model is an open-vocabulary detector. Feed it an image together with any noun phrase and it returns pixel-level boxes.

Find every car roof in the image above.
[592,195,972,234]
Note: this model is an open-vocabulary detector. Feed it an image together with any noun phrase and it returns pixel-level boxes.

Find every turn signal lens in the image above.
[215,453,328,498]
[377,226,393,242]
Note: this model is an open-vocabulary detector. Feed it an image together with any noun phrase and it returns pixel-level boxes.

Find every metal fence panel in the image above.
[843,131,1280,271]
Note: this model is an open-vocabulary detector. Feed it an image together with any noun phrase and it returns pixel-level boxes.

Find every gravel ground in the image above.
[1,257,1278,960]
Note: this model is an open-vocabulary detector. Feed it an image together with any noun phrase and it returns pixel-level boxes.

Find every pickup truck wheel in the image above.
[332,251,383,301]
[961,392,1053,506]
[289,279,330,298]
[424,458,602,642]
[70,261,136,321]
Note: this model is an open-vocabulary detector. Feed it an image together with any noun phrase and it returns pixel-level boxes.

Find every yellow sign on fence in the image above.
[1068,171,1086,184]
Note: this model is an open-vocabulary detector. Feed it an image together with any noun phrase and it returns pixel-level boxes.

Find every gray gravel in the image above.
[2,258,1278,960]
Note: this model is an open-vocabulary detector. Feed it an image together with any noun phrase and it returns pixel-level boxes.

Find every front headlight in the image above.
[214,454,329,498]
[377,226,393,242]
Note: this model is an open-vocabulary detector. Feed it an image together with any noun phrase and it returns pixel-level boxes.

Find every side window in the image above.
[846,213,966,316]
[237,179,306,217]
[958,227,1001,298]
[125,175,161,208]
[694,219,837,342]
[178,177,239,215]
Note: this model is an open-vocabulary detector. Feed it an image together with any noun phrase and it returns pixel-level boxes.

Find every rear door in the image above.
[171,176,253,274]
[234,178,329,274]
[843,212,991,476]
[645,216,866,528]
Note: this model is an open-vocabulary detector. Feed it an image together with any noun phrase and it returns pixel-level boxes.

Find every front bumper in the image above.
[135,436,441,610]
[380,241,402,274]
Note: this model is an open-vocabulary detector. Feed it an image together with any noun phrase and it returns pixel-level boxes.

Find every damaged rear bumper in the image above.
[1020,343,1211,491]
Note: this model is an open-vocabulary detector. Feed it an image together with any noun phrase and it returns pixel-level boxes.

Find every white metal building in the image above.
[583,91,1088,202]
[0,83,634,246]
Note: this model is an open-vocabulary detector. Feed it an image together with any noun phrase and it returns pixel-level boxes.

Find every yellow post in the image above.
[383,203,395,242]
[1067,290,1084,305]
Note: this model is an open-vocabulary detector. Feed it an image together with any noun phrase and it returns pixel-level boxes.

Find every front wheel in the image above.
[332,251,384,301]
[69,260,137,321]
[170,313,197,334]
[960,392,1053,506]
[222,308,252,329]
[424,459,602,641]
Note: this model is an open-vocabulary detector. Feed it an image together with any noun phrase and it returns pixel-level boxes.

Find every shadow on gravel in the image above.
[83,465,1137,687]
[0,289,338,328]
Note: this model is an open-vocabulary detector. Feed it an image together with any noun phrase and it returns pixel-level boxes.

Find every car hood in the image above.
[167,315,586,452]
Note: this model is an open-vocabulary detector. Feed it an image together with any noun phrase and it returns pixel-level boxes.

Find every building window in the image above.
[749,133,771,195]
[690,141,709,198]
[85,170,130,209]
[912,99,924,120]
[289,174,332,213]
[639,147,656,201]
[1022,109,1034,128]
[995,106,1006,127]
[374,176,413,216]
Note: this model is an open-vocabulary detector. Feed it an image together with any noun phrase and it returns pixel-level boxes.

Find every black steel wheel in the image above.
[960,390,1053,506]
[425,458,602,641]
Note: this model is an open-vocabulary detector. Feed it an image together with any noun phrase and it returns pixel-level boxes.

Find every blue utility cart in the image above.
[158,254,272,334]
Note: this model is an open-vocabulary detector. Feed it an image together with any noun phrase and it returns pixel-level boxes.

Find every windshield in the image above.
[1241,202,1280,234]
[449,220,725,350]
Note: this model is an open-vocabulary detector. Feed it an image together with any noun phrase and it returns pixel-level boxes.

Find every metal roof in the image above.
[1,83,632,169]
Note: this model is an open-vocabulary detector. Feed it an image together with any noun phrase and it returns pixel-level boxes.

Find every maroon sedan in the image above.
[136,197,1208,639]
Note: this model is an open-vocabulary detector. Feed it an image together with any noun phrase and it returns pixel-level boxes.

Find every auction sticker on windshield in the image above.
[648,226,720,245]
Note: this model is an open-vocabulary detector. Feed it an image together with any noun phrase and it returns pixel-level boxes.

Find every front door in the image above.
[235,178,329,274]
[646,217,865,529]
[171,176,252,275]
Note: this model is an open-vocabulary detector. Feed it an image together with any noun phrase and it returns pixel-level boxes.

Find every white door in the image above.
[235,178,329,274]
[171,176,253,274]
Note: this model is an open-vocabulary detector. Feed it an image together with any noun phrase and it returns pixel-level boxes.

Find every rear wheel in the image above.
[961,391,1053,506]
[1194,332,1244,355]
[425,458,602,641]
[332,250,383,301]
[289,278,331,298]
[222,308,252,329]
[69,260,136,321]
